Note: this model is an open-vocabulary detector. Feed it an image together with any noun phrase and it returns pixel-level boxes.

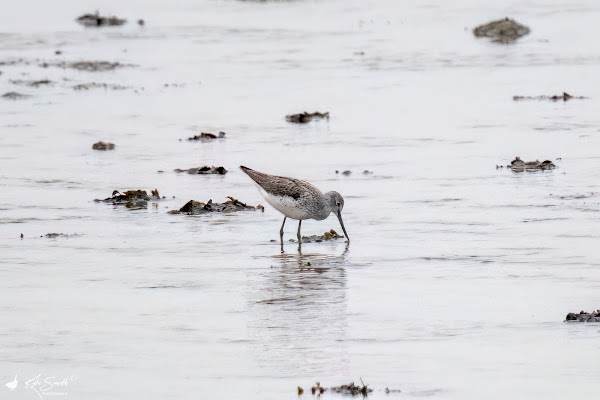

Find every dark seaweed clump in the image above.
[286,111,329,123]
[473,17,530,43]
[566,310,600,322]
[187,132,226,140]
[174,166,228,175]
[76,12,127,27]
[95,189,162,209]
[92,141,115,150]
[168,197,264,215]
[9,79,53,87]
[513,92,587,101]
[299,229,345,243]
[497,157,555,171]
[2,92,30,100]
[331,382,373,396]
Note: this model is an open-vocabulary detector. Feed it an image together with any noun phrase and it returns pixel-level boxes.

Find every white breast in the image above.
[259,187,311,220]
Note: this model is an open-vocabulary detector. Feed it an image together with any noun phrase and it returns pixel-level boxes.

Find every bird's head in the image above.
[325,191,349,241]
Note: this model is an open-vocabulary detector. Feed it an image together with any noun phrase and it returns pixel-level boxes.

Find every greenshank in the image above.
[240,166,349,244]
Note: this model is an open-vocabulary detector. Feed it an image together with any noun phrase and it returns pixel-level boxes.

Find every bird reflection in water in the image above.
[247,244,352,376]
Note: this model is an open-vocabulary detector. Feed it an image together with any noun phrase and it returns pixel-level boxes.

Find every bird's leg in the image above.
[280,217,287,242]
[297,220,303,252]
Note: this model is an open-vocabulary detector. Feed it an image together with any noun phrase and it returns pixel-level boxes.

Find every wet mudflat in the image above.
[1,0,599,399]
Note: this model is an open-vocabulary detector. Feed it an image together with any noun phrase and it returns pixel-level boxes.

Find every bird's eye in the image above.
[336,202,341,206]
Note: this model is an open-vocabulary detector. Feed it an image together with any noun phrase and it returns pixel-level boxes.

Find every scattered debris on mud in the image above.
[300,380,390,396]
[287,229,346,243]
[10,79,53,87]
[164,83,186,88]
[69,61,128,71]
[168,197,264,215]
[44,233,81,238]
[331,381,373,396]
[38,61,131,72]
[302,229,345,243]
[550,192,598,200]
[513,92,586,101]
[76,12,127,27]
[92,141,116,151]
[74,82,130,90]
[187,132,226,140]
[2,91,30,100]
[45,233,68,238]
[496,157,555,171]
[0,58,129,71]
[174,166,227,175]
[566,310,600,322]
[473,17,530,43]
[0,58,30,67]
[311,382,325,395]
[285,111,330,124]
[95,189,162,209]
[336,170,373,175]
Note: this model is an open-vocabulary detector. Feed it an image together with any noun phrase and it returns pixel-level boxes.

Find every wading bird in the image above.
[240,166,349,246]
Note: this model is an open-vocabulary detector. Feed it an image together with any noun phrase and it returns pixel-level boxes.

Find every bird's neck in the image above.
[321,192,336,214]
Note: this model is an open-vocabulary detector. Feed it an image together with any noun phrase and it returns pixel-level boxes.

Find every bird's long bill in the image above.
[337,211,350,242]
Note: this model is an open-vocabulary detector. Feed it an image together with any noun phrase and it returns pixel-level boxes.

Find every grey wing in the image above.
[240,166,316,200]
[255,175,307,199]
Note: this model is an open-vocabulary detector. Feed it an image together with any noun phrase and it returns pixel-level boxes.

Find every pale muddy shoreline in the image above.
[1,0,600,399]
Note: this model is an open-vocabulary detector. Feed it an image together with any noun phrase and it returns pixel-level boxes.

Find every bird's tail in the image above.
[240,166,258,180]
[239,166,269,186]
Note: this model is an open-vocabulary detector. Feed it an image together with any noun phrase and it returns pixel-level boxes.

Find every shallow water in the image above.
[1,0,599,399]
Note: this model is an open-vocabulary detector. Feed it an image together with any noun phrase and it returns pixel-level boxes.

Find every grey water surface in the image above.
[1,0,599,399]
